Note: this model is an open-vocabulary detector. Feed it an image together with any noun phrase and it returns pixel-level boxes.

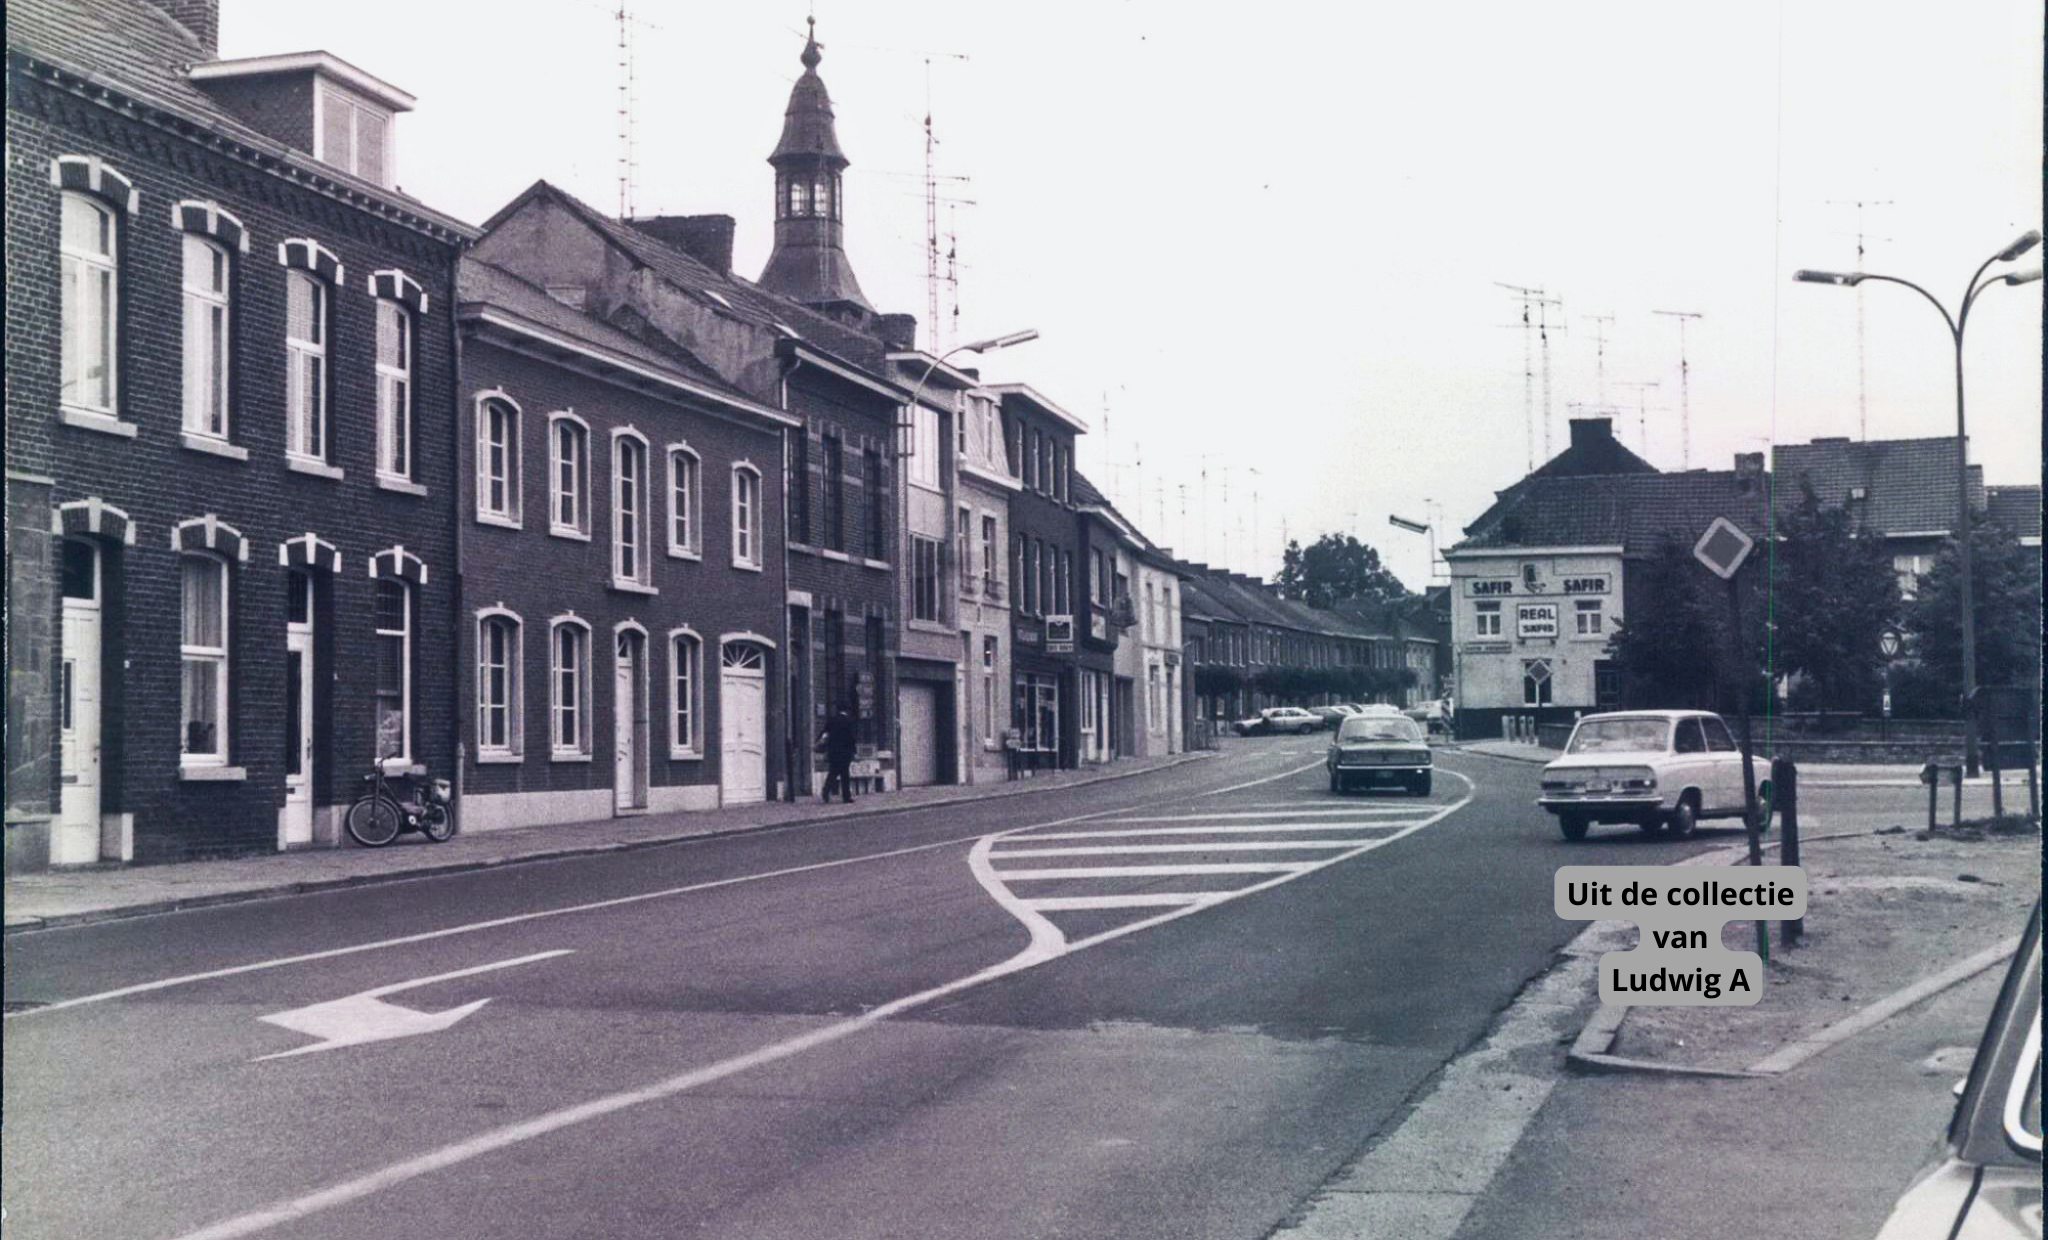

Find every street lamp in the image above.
[899,329,1039,457]
[1794,228,2042,774]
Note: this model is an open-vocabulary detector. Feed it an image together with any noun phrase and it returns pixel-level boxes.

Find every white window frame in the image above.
[908,403,942,490]
[476,608,523,759]
[284,269,329,462]
[475,392,522,527]
[669,627,703,759]
[612,428,652,588]
[374,577,413,762]
[1573,598,1604,637]
[180,233,230,439]
[548,412,591,539]
[911,535,942,622]
[315,86,393,185]
[982,514,1000,596]
[179,553,230,767]
[549,615,593,758]
[667,443,702,559]
[732,461,763,571]
[60,190,120,416]
[1474,600,1503,638]
[374,298,413,481]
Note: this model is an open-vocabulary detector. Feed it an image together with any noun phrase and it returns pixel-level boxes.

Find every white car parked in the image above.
[1538,710,1752,842]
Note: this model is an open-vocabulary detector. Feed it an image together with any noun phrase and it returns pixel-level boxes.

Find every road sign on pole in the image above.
[1692,516,1754,580]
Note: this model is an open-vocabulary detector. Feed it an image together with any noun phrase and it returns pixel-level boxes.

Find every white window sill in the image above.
[181,431,248,460]
[667,546,702,561]
[860,558,891,571]
[667,749,703,762]
[609,579,659,596]
[818,548,853,564]
[60,407,138,438]
[732,559,764,574]
[551,751,593,764]
[477,510,523,530]
[551,526,593,543]
[475,751,524,765]
[377,474,429,496]
[287,456,344,480]
[179,764,248,781]
[908,619,951,635]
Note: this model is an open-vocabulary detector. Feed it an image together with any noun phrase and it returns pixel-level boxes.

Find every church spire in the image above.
[759,17,873,315]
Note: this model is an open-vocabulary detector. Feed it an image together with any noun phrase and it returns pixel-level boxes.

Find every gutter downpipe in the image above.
[448,255,468,834]
[780,351,803,802]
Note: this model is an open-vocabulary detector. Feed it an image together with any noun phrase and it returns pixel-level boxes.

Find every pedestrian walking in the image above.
[817,707,858,804]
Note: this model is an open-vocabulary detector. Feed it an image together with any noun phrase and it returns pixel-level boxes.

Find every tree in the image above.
[1276,533,1410,609]
[1904,517,2043,703]
[1606,533,1769,714]
[1766,493,1898,711]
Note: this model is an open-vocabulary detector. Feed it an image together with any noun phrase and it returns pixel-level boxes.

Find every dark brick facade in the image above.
[999,392,1083,770]
[5,53,468,865]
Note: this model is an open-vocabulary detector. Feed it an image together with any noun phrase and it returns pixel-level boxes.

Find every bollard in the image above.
[1925,761,1939,833]
[1953,763,1964,828]
[1774,757,1801,947]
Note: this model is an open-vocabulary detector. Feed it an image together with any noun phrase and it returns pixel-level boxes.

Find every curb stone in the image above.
[3,752,1213,935]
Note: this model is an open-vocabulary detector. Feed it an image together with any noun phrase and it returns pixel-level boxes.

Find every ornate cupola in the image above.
[758,18,874,317]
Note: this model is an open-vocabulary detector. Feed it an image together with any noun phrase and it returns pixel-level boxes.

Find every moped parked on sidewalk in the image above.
[345,757,454,847]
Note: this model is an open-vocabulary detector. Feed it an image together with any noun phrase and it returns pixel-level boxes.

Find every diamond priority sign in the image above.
[1692,516,1754,580]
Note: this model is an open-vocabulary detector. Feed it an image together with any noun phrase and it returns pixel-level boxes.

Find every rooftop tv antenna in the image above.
[1582,313,1616,407]
[917,52,969,353]
[1496,283,1566,468]
[1652,310,1704,468]
[1611,380,1664,458]
[615,5,635,218]
[1827,198,1894,440]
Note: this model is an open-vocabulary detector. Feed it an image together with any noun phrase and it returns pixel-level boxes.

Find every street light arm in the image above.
[1846,273,1961,341]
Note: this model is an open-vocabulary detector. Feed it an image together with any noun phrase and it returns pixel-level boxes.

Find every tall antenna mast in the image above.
[943,205,960,355]
[1653,310,1704,468]
[923,62,939,348]
[1612,380,1663,458]
[1583,313,1616,408]
[1496,283,1565,466]
[1827,199,1893,440]
[615,5,636,218]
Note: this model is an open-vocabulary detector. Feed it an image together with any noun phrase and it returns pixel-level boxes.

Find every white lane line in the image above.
[1091,808,1424,821]
[170,768,1478,1240]
[1018,823,1413,840]
[1021,894,1215,912]
[1201,758,1331,796]
[990,841,1377,857]
[993,862,1311,880]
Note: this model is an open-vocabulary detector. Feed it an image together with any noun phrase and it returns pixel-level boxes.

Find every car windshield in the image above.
[1339,718,1420,742]
[1567,718,1670,754]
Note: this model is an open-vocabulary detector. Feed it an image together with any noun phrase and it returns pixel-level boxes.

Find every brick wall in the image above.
[6,72,463,862]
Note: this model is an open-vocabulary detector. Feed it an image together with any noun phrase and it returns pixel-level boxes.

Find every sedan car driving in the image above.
[1538,710,1750,841]
[1234,707,1321,736]
[1328,714,1432,795]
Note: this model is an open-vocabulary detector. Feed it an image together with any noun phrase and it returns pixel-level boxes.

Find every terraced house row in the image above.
[7,0,1238,870]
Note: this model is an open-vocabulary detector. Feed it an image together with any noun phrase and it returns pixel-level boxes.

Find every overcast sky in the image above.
[223,1,2044,590]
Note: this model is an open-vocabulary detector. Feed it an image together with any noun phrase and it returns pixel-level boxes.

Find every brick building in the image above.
[453,259,793,827]
[993,383,1087,770]
[6,0,472,868]
[1769,436,1987,600]
[954,386,1016,783]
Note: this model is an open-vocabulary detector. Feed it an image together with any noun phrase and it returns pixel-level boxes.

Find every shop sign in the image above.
[1467,578,1516,597]
[1517,603,1559,639]
[1045,615,1075,654]
[1562,576,1609,594]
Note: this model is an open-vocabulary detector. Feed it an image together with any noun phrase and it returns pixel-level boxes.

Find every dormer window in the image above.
[188,53,413,192]
[319,87,391,184]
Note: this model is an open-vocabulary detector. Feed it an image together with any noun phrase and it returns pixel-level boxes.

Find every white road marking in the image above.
[1018,822,1414,840]
[1200,758,1331,795]
[1019,894,1216,911]
[993,862,1310,879]
[990,841,1377,857]
[167,767,1478,1240]
[1090,807,1424,821]
[254,951,572,1062]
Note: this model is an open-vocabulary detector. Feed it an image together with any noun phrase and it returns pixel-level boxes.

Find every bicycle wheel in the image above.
[346,793,403,847]
[421,805,454,843]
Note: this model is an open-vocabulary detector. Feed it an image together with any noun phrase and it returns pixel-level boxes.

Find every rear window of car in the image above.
[1340,718,1421,742]
[1567,719,1669,754]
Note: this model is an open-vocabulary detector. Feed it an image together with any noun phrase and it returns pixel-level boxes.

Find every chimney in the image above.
[1734,451,1765,494]
[627,214,735,277]
[156,0,218,56]
[875,313,918,351]
[1567,417,1615,452]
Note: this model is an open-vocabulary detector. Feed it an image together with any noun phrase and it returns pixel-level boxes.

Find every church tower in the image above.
[758,18,873,319]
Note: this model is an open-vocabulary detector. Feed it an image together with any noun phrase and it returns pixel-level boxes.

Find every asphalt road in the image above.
[5,740,1759,1240]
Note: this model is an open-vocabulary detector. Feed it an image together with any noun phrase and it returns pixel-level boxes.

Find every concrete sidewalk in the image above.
[3,751,1208,932]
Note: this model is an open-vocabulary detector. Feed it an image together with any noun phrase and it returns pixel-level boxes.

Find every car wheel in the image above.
[1558,814,1589,842]
[1667,795,1699,840]
[1329,769,1340,794]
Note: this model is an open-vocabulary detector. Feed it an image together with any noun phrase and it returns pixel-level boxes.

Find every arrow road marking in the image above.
[253,950,573,1062]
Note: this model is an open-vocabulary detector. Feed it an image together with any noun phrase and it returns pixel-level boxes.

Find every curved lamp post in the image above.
[1795,228,2042,773]
[901,329,1041,439]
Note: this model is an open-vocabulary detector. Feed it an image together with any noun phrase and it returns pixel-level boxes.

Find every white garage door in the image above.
[899,681,940,787]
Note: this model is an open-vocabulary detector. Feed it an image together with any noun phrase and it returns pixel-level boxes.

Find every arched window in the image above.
[613,431,650,587]
[732,463,762,570]
[374,578,412,760]
[181,234,230,438]
[61,192,119,414]
[476,394,521,523]
[549,413,590,537]
[670,629,702,757]
[180,553,229,765]
[477,611,523,757]
[550,617,591,756]
[667,444,701,558]
[375,298,413,480]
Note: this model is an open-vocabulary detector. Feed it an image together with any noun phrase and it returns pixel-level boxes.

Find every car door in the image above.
[1699,716,1746,816]
[1671,718,1711,811]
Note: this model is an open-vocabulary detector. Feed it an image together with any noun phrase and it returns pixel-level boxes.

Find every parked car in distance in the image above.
[1538,710,1751,842]
[1234,707,1322,736]
[1405,698,1452,733]
[1329,714,1432,795]
[1314,704,1360,730]
[1871,899,2041,1240]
